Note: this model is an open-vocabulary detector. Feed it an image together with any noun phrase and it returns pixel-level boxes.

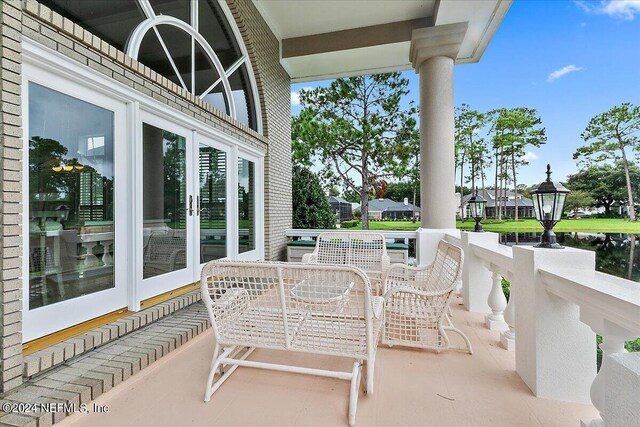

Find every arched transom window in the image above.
[39,0,262,132]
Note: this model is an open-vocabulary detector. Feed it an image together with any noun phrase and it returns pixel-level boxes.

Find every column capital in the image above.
[410,22,468,71]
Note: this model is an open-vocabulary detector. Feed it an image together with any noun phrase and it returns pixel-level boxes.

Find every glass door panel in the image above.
[199,144,227,262]
[28,83,116,308]
[142,123,187,276]
[238,157,255,254]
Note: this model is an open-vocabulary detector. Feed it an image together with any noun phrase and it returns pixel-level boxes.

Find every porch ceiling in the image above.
[252,0,512,82]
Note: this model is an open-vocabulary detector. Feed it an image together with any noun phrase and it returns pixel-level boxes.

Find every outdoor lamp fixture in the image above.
[532,164,570,249]
[467,187,487,232]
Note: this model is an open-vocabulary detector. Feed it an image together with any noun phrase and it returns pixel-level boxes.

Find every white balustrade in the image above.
[289,228,640,423]
[485,265,508,331]
[540,267,640,426]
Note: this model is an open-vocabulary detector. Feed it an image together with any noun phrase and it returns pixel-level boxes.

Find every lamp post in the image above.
[467,187,487,232]
[531,164,570,249]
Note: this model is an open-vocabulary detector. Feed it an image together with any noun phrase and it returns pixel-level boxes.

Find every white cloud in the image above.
[290,91,301,106]
[575,0,640,20]
[290,87,314,106]
[547,65,582,82]
[523,151,539,163]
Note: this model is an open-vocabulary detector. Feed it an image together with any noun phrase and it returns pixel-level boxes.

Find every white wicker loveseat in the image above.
[301,232,390,294]
[201,261,383,427]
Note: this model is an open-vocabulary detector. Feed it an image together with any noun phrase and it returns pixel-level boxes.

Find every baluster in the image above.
[500,272,515,351]
[485,265,508,331]
[585,324,633,427]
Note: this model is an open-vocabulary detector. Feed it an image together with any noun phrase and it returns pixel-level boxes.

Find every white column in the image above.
[512,246,596,403]
[418,56,455,228]
[410,23,467,230]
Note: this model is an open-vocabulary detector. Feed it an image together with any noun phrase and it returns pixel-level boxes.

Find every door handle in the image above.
[188,195,193,216]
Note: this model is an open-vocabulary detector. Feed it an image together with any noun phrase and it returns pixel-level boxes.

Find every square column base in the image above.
[500,330,515,351]
[485,314,508,332]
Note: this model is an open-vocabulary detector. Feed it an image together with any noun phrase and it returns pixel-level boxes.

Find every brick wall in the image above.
[0,0,291,391]
[0,0,25,392]
[227,0,293,261]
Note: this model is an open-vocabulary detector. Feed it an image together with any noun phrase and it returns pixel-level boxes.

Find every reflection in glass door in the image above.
[199,144,227,263]
[238,158,255,254]
[28,83,116,308]
[141,123,189,278]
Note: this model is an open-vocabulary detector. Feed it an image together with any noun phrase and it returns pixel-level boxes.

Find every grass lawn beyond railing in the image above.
[343,218,640,233]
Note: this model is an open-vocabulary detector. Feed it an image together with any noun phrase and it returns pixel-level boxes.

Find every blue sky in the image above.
[290,0,640,187]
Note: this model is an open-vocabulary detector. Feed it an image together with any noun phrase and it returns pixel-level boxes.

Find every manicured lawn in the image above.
[357,218,640,233]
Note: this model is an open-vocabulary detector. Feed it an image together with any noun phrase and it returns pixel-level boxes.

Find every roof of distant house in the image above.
[328,196,351,205]
[461,189,534,208]
[354,198,420,213]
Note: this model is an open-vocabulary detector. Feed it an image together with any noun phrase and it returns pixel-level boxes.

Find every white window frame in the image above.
[195,133,233,277]
[235,149,265,261]
[21,61,130,342]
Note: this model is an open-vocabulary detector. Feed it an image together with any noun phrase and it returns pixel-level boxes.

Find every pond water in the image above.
[499,232,640,282]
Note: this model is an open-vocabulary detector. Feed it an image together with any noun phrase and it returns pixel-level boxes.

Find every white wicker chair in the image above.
[381,240,472,354]
[201,261,383,427]
[301,232,390,294]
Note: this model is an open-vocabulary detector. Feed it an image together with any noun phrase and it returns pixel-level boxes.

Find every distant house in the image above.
[328,196,353,222]
[460,189,535,219]
[355,198,420,220]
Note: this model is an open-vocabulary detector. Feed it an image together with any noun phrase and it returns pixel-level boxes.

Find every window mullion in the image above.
[152,26,189,92]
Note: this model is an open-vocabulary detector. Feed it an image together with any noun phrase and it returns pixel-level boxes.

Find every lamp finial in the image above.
[546,164,552,181]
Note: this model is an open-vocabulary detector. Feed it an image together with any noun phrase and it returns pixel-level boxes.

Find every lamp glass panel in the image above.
[554,193,567,220]
[533,193,543,221]
[541,193,555,220]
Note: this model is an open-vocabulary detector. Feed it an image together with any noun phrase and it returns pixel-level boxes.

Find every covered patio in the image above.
[2,0,638,426]
[58,300,597,427]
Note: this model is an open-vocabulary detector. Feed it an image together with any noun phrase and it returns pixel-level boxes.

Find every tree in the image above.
[575,103,640,221]
[489,108,546,220]
[567,162,640,215]
[328,186,340,197]
[455,105,487,213]
[292,73,418,230]
[564,190,596,216]
[291,165,336,229]
[384,181,420,207]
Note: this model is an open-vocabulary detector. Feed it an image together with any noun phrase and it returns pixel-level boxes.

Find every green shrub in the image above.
[292,165,336,229]
[340,220,360,229]
[501,277,510,301]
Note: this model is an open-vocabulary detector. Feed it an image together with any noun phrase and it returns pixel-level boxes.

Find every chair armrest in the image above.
[383,263,438,295]
[301,253,317,264]
[382,284,450,301]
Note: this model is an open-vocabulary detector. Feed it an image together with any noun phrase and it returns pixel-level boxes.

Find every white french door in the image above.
[194,136,232,276]
[136,112,197,300]
[22,65,129,342]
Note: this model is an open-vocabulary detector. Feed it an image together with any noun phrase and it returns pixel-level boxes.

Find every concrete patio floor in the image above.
[58,296,598,427]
